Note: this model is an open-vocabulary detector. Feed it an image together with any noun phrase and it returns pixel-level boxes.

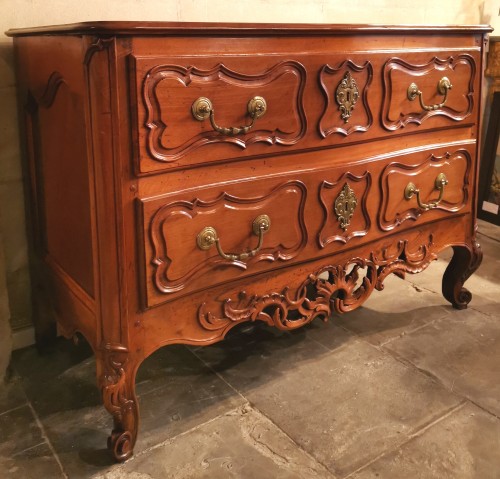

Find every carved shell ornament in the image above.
[336,71,360,122]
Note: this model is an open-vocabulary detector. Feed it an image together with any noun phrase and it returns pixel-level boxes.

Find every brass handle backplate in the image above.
[404,173,448,211]
[407,77,452,111]
[197,214,271,261]
[191,96,267,136]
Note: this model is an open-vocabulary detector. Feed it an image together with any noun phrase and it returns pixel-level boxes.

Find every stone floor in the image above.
[1,220,499,478]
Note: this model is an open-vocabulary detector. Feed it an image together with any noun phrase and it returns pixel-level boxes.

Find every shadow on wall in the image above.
[0,38,31,378]
[0,231,13,381]
[0,39,32,340]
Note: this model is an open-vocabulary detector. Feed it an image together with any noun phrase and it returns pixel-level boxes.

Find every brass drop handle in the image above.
[407,77,452,111]
[192,96,267,136]
[404,173,448,211]
[197,215,271,261]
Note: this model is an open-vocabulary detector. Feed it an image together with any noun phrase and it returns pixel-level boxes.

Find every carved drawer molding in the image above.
[141,180,308,307]
[382,54,476,130]
[378,148,472,231]
[318,60,373,137]
[318,171,372,248]
[132,57,307,171]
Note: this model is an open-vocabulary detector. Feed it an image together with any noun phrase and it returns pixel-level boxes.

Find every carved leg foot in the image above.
[442,240,483,310]
[97,343,139,462]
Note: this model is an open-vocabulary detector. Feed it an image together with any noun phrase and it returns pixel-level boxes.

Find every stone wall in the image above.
[0,0,498,381]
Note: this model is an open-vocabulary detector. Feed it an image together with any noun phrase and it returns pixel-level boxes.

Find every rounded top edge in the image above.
[5,21,494,37]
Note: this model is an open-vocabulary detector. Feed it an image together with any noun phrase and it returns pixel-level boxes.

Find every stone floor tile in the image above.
[0,375,27,414]
[298,318,358,351]
[192,322,339,392]
[93,406,336,479]
[0,442,64,478]
[12,342,244,478]
[470,301,500,317]
[135,346,246,451]
[477,219,499,242]
[0,405,44,458]
[198,335,461,477]
[351,402,500,479]
[334,274,451,346]
[384,308,500,417]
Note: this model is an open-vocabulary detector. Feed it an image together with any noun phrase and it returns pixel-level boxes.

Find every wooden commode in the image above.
[6,22,491,461]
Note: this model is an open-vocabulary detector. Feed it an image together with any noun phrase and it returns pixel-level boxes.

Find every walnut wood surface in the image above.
[5,21,493,36]
[10,22,488,462]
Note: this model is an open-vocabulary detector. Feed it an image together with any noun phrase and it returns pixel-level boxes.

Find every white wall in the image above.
[0,0,495,26]
[0,0,497,380]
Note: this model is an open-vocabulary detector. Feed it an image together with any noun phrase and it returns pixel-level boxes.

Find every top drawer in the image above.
[130,49,479,174]
[130,54,307,173]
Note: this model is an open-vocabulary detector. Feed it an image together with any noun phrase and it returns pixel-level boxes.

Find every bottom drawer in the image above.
[138,143,474,309]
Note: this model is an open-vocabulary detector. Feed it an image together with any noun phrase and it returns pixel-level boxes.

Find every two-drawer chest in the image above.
[7,22,491,461]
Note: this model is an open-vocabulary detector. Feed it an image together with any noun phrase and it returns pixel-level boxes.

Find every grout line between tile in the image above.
[27,401,69,479]
[460,397,500,421]
[0,402,29,417]
[186,344,250,404]
[377,315,446,347]
[468,304,497,318]
[307,328,358,354]
[379,344,500,421]
[342,401,467,479]
[378,344,454,390]
[101,404,249,474]
[478,231,500,243]
[248,404,339,478]
[12,440,47,457]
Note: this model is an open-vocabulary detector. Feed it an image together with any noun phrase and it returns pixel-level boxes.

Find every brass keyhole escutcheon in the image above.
[336,71,359,123]
[334,183,358,231]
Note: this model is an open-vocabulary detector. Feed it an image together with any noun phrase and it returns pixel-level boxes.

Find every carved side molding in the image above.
[381,55,476,130]
[24,71,68,256]
[83,37,115,66]
[26,71,66,111]
[319,60,373,137]
[138,60,307,163]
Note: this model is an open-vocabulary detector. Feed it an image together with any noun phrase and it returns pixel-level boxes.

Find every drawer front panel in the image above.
[139,142,474,308]
[378,148,472,231]
[131,50,479,174]
[140,177,309,307]
[382,54,476,131]
[131,55,306,172]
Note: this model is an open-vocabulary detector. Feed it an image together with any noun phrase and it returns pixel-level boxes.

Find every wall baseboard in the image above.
[12,326,35,350]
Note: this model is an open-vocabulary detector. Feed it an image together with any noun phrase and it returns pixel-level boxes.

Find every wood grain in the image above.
[10,22,489,462]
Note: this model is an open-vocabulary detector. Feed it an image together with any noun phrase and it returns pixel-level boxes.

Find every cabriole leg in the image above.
[97,343,139,462]
[442,240,483,310]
